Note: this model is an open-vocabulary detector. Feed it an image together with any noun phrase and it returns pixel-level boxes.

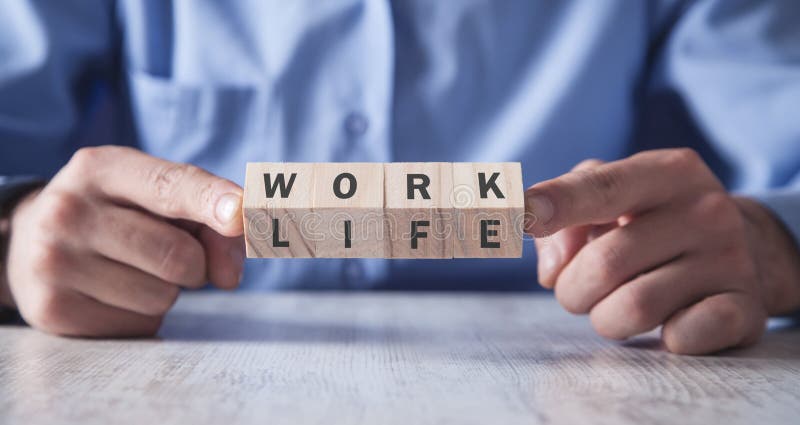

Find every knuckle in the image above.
[662,148,720,189]
[662,148,702,171]
[67,146,129,179]
[713,295,766,348]
[554,283,588,315]
[701,191,734,216]
[147,163,191,214]
[42,192,86,231]
[577,167,625,205]
[589,244,625,285]
[661,326,692,354]
[22,289,72,335]
[68,147,103,172]
[711,299,746,335]
[615,288,653,330]
[662,296,765,355]
[29,243,70,283]
[197,179,217,208]
[589,309,623,340]
[572,158,604,171]
[693,192,739,228]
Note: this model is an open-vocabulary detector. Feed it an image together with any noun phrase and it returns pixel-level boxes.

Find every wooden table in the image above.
[1,292,798,425]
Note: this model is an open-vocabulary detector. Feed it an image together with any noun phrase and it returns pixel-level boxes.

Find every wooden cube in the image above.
[452,163,524,258]
[243,162,316,258]
[313,163,386,258]
[244,161,524,259]
[384,162,454,258]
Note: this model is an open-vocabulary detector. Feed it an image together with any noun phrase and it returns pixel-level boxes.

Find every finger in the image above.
[23,287,163,338]
[87,205,207,287]
[524,149,722,237]
[537,219,621,288]
[534,228,591,289]
[588,255,735,340]
[68,146,243,236]
[661,292,767,355]
[197,226,244,290]
[61,253,180,316]
[554,207,695,314]
[171,220,243,290]
[587,221,622,241]
[533,159,605,288]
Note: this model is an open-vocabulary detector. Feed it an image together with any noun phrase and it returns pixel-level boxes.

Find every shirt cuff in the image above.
[1,177,46,323]
[0,176,46,215]
[746,188,800,249]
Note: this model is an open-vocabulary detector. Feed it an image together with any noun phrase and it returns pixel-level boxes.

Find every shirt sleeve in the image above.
[748,190,800,249]
[0,177,45,210]
[655,0,800,246]
[0,0,117,180]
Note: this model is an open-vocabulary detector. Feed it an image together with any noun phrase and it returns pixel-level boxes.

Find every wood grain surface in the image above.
[1,292,798,425]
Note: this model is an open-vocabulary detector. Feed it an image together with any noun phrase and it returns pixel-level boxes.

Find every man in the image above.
[1,0,798,354]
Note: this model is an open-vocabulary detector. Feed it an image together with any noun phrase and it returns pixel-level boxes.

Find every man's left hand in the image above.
[525,148,800,355]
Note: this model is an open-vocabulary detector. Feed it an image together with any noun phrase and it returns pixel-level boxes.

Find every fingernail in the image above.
[526,194,554,225]
[215,193,241,225]
[538,242,562,284]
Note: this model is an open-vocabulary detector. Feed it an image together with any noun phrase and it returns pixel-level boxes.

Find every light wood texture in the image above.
[1,293,798,425]
[384,162,453,258]
[313,163,385,258]
[243,162,316,258]
[452,162,524,258]
[244,162,525,259]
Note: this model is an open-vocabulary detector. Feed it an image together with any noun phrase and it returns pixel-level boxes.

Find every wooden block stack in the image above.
[243,162,524,259]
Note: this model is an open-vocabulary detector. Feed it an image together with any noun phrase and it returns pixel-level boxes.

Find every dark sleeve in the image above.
[0,177,46,323]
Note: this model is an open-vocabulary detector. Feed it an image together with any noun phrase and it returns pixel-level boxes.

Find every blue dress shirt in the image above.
[1,0,799,291]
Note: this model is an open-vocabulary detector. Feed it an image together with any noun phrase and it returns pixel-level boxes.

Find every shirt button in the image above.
[344,112,369,137]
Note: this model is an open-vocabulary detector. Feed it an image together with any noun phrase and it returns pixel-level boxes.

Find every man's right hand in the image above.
[2,146,245,337]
